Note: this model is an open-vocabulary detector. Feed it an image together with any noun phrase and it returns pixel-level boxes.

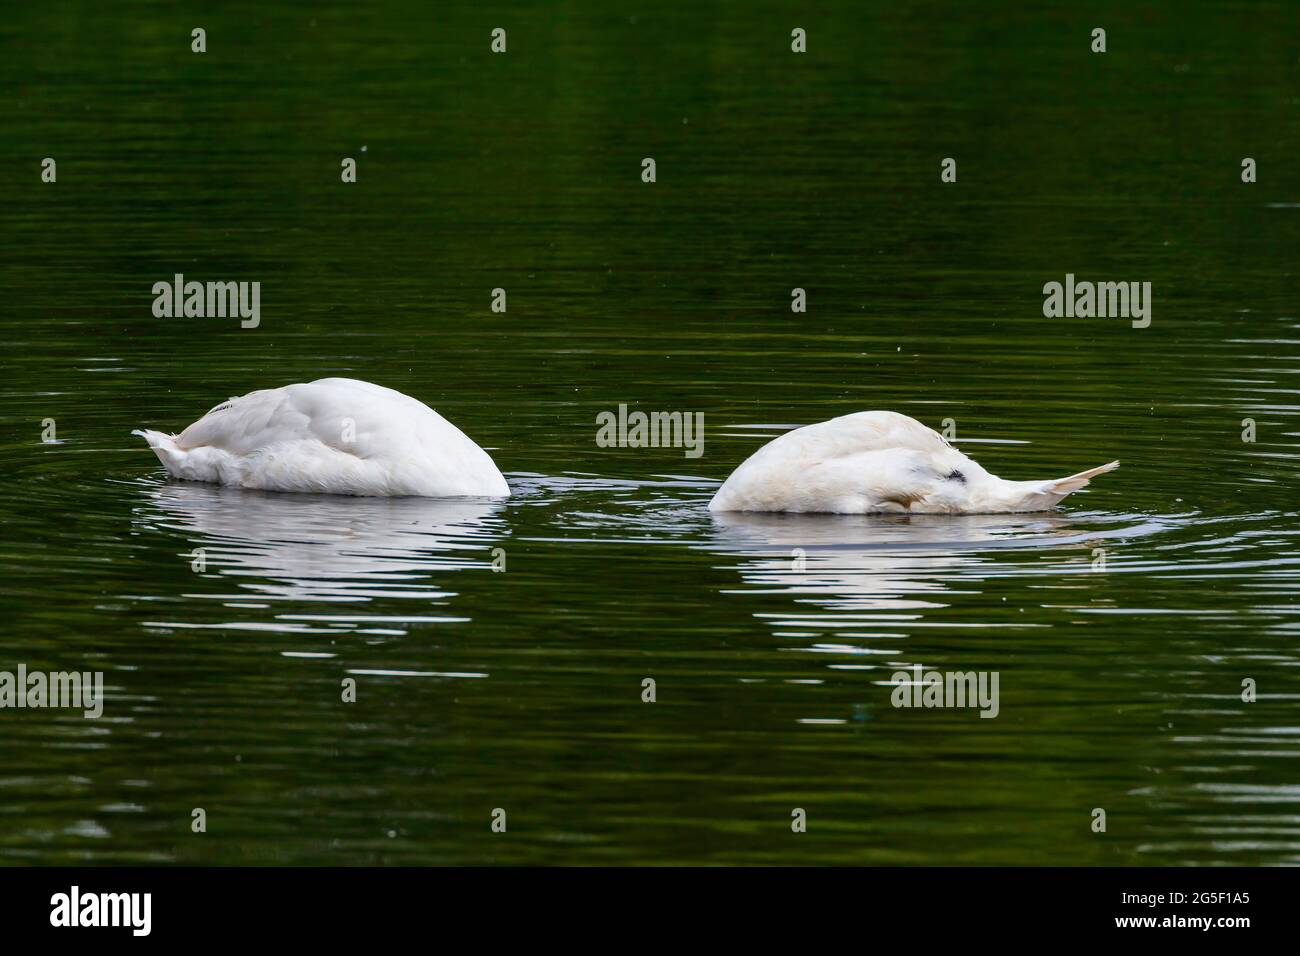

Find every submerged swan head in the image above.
[708,411,1118,515]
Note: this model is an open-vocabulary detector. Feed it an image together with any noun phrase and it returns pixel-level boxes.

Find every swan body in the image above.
[708,411,1117,514]
[133,378,509,497]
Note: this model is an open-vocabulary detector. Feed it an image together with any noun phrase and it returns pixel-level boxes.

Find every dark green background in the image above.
[1,2,1298,863]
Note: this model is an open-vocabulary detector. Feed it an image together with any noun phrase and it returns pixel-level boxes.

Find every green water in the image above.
[2,2,1299,864]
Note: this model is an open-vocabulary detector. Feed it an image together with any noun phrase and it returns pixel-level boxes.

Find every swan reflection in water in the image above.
[703,509,1135,643]
[701,510,1137,720]
[135,482,507,636]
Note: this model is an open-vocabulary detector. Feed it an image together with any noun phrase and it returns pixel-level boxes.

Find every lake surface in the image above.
[2,2,1299,864]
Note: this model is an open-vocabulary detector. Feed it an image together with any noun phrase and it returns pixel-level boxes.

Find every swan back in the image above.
[138,378,509,497]
[709,411,1114,514]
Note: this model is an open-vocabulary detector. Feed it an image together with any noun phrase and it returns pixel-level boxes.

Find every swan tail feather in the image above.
[133,429,186,475]
[1046,460,1119,496]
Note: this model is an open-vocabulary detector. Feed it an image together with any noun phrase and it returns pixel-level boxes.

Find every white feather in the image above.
[133,378,509,498]
[709,411,1117,514]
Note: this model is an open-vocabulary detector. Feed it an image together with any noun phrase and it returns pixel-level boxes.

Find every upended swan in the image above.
[134,378,509,497]
[709,411,1117,514]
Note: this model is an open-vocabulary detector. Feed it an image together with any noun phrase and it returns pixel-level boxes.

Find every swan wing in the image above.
[176,387,306,453]
[710,412,964,512]
[155,378,508,497]
[176,379,457,457]
[786,411,953,458]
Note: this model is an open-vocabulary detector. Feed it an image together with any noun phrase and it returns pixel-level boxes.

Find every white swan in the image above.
[709,411,1117,514]
[133,377,510,497]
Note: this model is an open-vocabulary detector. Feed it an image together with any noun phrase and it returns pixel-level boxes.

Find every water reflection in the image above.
[133,482,507,635]
[708,509,1136,603]
[701,509,1166,651]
